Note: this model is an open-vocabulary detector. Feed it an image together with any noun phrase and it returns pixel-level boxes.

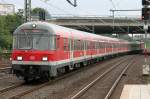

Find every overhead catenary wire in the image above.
[40,0,129,34]
[108,0,130,34]
[40,0,93,32]
[108,0,147,34]
[66,0,77,7]
[109,0,116,9]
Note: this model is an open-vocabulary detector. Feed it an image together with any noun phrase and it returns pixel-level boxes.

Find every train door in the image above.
[69,39,74,62]
[104,42,107,54]
[68,38,74,70]
[96,42,99,55]
[84,40,86,58]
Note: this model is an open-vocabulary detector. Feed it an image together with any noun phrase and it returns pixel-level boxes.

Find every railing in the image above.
[31,14,141,20]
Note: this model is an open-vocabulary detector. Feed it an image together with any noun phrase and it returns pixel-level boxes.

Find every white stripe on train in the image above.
[12,50,128,66]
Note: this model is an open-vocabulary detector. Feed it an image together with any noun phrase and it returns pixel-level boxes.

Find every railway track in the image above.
[0,55,131,99]
[104,58,134,99]
[0,67,11,73]
[69,55,135,99]
[0,67,13,81]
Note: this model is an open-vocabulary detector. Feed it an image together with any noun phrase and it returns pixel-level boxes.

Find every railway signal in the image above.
[142,0,150,76]
[142,0,150,6]
[142,0,150,20]
[142,7,150,20]
[39,11,46,21]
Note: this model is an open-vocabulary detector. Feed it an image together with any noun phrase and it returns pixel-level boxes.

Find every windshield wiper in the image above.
[19,47,32,50]
[22,30,33,49]
[35,34,44,45]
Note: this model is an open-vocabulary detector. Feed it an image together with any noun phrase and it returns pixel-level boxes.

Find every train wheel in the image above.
[74,63,80,68]
[69,65,74,70]
[24,77,30,83]
[83,61,88,66]
[65,66,70,73]
[43,72,50,81]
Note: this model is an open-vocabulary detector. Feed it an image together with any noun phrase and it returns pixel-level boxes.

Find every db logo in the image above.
[30,56,35,60]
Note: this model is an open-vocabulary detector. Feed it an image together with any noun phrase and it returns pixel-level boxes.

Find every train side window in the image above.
[80,40,83,50]
[70,39,73,51]
[74,40,77,50]
[98,42,100,49]
[56,36,60,49]
[82,41,84,50]
[78,40,81,50]
[88,41,90,50]
[91,41,93,49]
[96,42,98,49]
[80,41,83,50]
[47,35,56,50]
[84,41,86,50]
[68,39,71,51]
[64,38,68,51]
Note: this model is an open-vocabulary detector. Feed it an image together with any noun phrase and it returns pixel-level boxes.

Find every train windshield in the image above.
[13,29,56,50]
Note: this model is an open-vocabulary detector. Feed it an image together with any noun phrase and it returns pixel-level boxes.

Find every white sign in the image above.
[0,4,15,15]
[144,24,148,30]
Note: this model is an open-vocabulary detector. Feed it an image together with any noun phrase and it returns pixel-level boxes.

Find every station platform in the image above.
[120,84,150,99]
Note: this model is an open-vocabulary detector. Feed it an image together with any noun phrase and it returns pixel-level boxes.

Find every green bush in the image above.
[0,13,23,51]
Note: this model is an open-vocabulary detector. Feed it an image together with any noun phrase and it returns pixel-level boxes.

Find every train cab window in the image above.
[13,36,18,49]
[13,30,56,50]
[33,35,56,50]
[33,36,50,50]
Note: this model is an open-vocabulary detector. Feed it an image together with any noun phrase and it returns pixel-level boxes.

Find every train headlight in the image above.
[32,24,36,28]
[9,58,12,61]
[42,57,48,61]
[17,56,22,61]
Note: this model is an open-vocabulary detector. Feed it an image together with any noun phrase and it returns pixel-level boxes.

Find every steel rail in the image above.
[104,58,135,99]
[0,67,11,71]
[0,83,23,93]
[70,56,134,99]
[0,75,13,80]
[2,56,130,99]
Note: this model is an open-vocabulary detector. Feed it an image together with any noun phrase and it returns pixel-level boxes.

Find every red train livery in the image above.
[11,22,143,81]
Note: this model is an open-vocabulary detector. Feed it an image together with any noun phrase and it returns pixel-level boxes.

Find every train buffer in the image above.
[120,84,150,99]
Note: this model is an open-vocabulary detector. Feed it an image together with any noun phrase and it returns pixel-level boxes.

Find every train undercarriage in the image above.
[12,50,143,82]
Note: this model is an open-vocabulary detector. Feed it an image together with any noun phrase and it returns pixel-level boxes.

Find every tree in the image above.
[31,7,51,20]
[0,10,23,51]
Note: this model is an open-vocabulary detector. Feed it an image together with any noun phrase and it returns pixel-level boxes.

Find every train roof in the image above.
[14,21,129,43]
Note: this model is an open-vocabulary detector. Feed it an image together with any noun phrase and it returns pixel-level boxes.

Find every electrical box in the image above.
[143,64,150,75]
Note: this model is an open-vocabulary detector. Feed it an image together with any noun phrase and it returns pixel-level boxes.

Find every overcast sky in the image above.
[1,0,142,17]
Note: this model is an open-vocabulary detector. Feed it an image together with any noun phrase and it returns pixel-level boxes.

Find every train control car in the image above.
[11,21,143,82]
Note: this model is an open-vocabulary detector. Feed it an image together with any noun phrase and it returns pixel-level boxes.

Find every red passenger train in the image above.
[11,22,143,82]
